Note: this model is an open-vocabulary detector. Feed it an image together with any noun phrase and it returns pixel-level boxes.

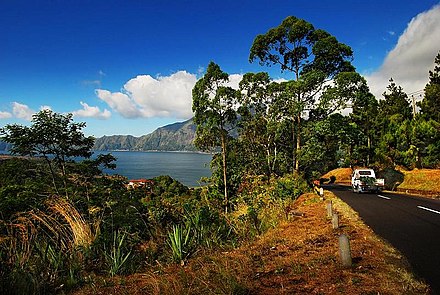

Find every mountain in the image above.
[0,141,12,152]
[93,118,197,151]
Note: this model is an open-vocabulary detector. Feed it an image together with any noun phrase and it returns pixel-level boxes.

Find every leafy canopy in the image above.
[1,109,95,160]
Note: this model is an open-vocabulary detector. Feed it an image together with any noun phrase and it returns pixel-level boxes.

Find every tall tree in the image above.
[238,72,290,177]
[378,78,412,121]
[375,79,413,166]
[192,62,238,212]
[249,16,354,171]
[0,110,95,193]
[418,51,440,122]
[349,76,379,166]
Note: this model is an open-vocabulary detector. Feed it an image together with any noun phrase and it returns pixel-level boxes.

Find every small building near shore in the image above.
[127,179,154,190]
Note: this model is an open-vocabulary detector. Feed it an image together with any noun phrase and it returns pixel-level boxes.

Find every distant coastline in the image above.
[95,149,212,155]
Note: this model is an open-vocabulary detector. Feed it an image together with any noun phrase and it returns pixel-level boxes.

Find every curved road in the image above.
[326,185,440,294]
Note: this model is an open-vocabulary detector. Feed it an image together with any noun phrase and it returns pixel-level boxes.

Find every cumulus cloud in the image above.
[73,101,111,119]
[12,102,35,121]
[96,71,197,119]
[366,4,440,98]
[0,111,12,119]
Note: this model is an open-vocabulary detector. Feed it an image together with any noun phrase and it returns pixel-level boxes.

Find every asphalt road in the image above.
[326,185,440,294]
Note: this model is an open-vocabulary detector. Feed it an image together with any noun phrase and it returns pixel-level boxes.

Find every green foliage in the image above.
[167,224,193,263]
[0,110,96,193]
[151,175,189,197]
[103,230,132,276]
[192,62,240,211]
[271,174,309,200]
[418,51,440,122]
[249,16,355,170]
[230,174,310,241]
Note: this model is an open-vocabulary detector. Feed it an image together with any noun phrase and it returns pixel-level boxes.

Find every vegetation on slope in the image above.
[71,192,430,295]
[397,169,440,196]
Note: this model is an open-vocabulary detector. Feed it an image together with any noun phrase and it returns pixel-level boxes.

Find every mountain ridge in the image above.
[93,118,197,151]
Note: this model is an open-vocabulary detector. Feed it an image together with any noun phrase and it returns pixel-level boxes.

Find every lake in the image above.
[101,151,212,187]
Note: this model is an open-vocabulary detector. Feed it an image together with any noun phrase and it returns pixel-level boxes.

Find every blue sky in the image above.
[1,0,440,137]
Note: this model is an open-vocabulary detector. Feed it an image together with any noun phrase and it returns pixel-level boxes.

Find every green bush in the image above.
[272,173,310,200]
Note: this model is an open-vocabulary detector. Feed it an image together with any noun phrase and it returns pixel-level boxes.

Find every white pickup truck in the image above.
[351,168,385,193]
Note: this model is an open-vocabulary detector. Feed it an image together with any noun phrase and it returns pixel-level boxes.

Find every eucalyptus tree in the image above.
[238,72,286,177]
[192,62,238,212]
[249,16,354,171]
[0,109,95,193]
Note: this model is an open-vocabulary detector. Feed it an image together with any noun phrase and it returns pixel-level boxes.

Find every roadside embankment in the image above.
[397,169,440,198]
[71,192,430,294]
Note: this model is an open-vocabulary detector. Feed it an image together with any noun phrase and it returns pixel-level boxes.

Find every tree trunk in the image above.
[59,156,69,198]
[292,118,296,172]
[220,132,229,213]
[295,114,301,172]
[45,157,59,194]
[367,135,371,166]
[272,146,277,174]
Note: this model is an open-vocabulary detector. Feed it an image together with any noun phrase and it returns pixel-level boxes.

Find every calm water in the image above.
[102,151,212,187]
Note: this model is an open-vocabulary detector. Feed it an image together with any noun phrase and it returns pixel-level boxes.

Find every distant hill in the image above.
[0,141,12,152]
[93,118,197,151]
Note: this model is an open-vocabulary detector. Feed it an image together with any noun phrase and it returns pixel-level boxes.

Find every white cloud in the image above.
[73,101,111,120]
[366,4,440,98]
[0,111,12,119]
[96,71,197,119]
[96,89,146,118]
[12,102,35,121]
[227,74,243,90]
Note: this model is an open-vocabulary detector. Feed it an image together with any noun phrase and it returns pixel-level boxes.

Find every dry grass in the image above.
[27,196,95,250]
[321,168,352,184]
[0,216,37,268]
[397,168,440,195]
[0,196,96,268]
[71,192,430,295]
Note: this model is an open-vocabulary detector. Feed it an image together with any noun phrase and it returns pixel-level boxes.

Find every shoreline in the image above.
[93,150,213,155]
